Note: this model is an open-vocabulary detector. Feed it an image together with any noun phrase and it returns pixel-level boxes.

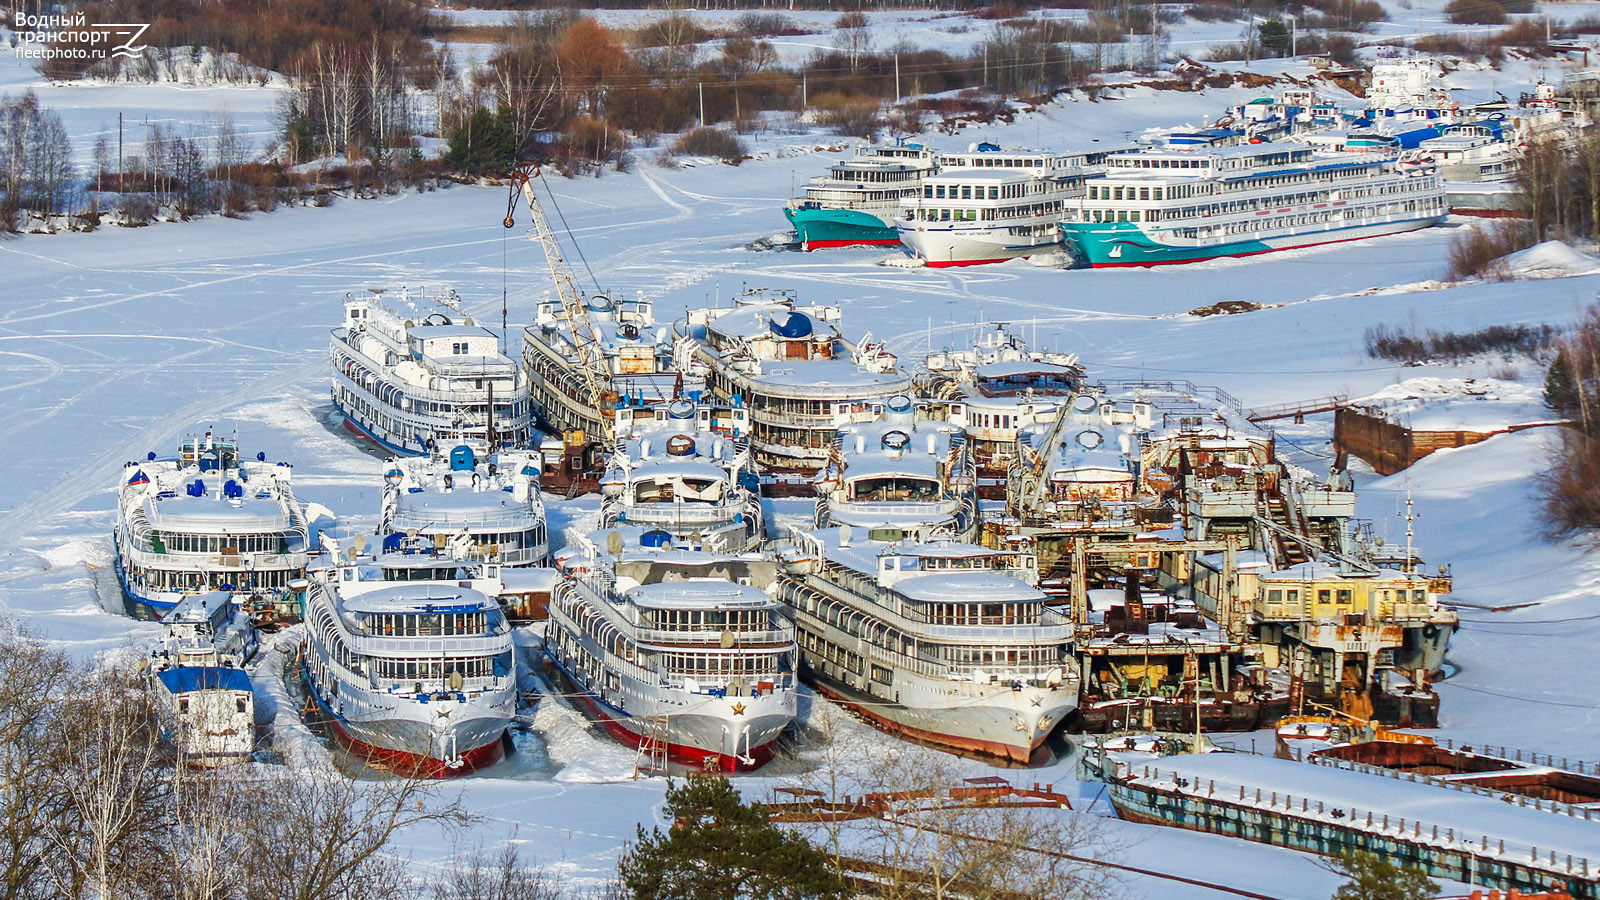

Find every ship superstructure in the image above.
[1062,143,1446,268]
[600,399,763,553]
[115,430,309,616]
[673,288,912,488]
[146,590,261,766]
[814,394,979,542]
[522,293,687,441]
[778,527,1078,763]
[379,443,549,567]
[330,288,532,455]
[546,530,798,772]
[785,140,940,249]
[895,144,1088,266]
[920,324,1085,497]
[302,554,516,776]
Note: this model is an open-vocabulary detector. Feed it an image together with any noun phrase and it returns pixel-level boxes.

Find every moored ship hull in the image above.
[785,206,902,249]
[543,652,788,773]
[897,224,1062,267]
[806,668,1072,765]
[1063,216,1444,268]
[303,663,510,778]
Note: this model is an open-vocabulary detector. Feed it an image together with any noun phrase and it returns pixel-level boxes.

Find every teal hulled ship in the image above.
[785,141,937,249]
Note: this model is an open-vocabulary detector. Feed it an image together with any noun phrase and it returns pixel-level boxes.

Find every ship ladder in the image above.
[633,715,671,779]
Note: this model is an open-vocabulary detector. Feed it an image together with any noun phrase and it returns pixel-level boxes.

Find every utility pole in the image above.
[698,82,705,129]
[894,53,901,101]
[802,69,807,107]
[117,112,123,196]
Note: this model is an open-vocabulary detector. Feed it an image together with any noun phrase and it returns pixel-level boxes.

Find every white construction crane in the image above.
[504,163,615,441]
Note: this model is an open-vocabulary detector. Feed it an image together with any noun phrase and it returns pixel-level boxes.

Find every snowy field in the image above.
[2,9,1599,896]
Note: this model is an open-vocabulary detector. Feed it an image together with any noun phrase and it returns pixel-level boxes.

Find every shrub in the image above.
[1446,0,1508,25]
[1446,218,1536,280]
[1204,42,1250,62]
[1362,320,1555,364]
[1184,3,1239,21]
[670,127,746,165]
[736,12,801,37]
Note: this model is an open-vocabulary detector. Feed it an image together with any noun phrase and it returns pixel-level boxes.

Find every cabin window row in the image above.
[648,608,770,632]
[923,183,1026,200]
[658,651,781,677]
[373,653,508,682]
[153,531,296,555]
[365,611,492,637]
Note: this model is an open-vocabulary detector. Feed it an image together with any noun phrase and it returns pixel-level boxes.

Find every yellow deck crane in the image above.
[504,163,616,442]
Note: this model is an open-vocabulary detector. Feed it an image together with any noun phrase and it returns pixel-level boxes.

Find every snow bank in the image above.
[1497,241,1600,280]
[1355,376,1550,433]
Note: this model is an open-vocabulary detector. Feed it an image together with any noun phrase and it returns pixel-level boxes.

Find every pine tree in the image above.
[618,775,846,900]
[1545,350,1579,415]
[1328,851,1438,900]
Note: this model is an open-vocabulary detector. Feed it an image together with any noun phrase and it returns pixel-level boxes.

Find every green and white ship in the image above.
[1062,144,1446,268]
[784,141,938,249]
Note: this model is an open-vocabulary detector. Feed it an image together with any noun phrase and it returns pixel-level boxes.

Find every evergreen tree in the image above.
[618,775,846,900]
[444,107,518,176]
[1545,350,1579,415]
[1327,851,1437,900]
[1258,18,1291,56]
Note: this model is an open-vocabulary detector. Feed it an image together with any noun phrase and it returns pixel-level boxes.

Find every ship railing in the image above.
[609,504,746,527]
[1292,747,1600,822]
[739,377,914,405]
[391,506,541,528]
[337,365,531,407]
[834,499,960,518]
[1094,378,1244,413]
[1122,763,1595,881]
[635,627,794,647]
[344,633,509,657]
[659,672,796,694]
[1425,738,1600,777]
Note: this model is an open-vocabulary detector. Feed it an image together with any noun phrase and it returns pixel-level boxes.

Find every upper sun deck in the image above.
[336,289,520,391]
[798,527,1038,586]
[384,445,543,529]
[625,579,777,611]
[680,292,909,398]
[341,582,500,615]
[526,293,670,373]
[125,437,300,536]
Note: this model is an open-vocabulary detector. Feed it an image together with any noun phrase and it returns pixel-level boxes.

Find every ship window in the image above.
[1139,188,1150,200]
[1413,589,1426,602]
[1267,589,1282,603]
[1287,590,1299,602]
[1336,590,1352,604]
[1318,589,1332,604]
[452,342,467,355]
[236,696,248,713]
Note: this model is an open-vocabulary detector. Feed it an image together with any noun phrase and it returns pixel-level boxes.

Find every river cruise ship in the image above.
[600,399,763,553]
[302,556,517,777]
[920,324,1084,497]
[522,293,686,441]
[894,144,1088,267]
[814,394,979,542]
[546,529,798,772]
[1062,143,1446,268]
[115,431,310,616]
[330,288,532,456]
[778,527,1079,762]
[785,140,939,249]
[379,443,549,567]
[673,289,912,487]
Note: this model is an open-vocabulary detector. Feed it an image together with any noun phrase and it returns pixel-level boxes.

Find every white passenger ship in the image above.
[379,443,549,567]
[1062,143,1446,267]
[546,530,798,772]
[147,590,261,766]
[331,288,533,456]
[895,144,1088,267]
[302,552,517,777]
[779,527,1079,763]
[522,293,685,440]
[115,431,309,616]
[600,399,764,553]
[814,394,979,542]
[920,324,1085,497]
[785,140,940,249]
[673,288,912,488]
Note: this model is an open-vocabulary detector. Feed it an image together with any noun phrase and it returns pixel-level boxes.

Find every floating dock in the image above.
[1092,751,1598,899]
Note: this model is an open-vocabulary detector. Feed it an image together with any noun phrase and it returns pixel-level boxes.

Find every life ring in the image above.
[1423,624,1440,640]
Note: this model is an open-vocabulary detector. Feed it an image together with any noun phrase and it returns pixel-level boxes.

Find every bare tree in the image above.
[431,842,566,900]
[833,12,872,68]
[241,762,475,900]
[0,626,80,900]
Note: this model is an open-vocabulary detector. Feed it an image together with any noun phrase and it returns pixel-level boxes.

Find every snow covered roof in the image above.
[892,572,1044,604]
[626,580,774,610]
[341,584,497,614]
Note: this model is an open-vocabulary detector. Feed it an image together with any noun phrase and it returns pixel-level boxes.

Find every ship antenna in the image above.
[1402,485,1416,574]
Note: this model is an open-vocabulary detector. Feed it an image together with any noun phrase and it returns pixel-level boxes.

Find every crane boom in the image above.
[505,163,614,441]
